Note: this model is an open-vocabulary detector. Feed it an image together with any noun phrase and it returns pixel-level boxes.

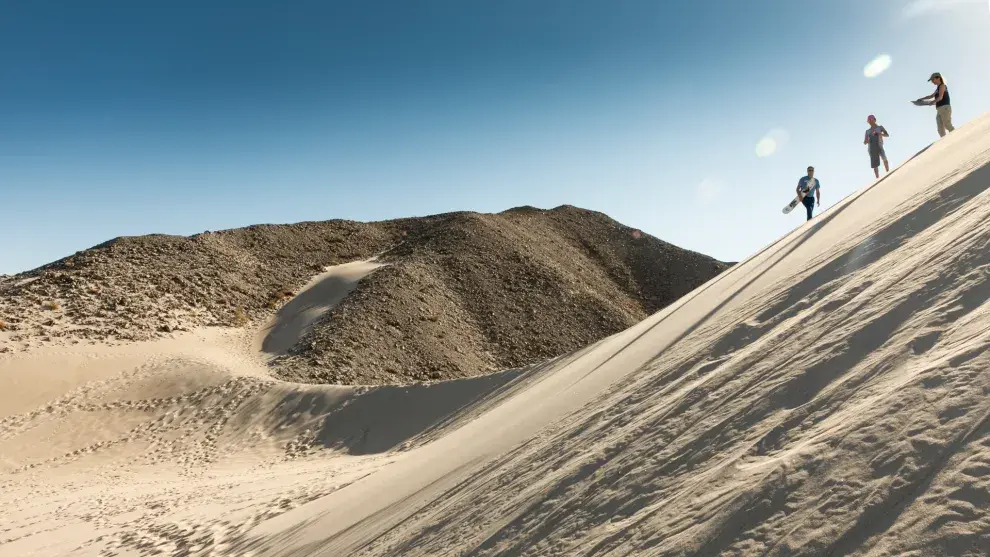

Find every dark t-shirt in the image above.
[935,85,950,107]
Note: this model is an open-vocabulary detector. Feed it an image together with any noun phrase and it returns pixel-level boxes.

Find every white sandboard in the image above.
[782,192,806,214]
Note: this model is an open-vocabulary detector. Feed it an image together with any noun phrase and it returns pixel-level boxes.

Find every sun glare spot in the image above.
[864,54,892,78]
[755,128,789,158]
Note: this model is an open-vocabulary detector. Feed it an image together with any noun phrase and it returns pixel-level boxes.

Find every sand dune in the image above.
[3,113,990,556]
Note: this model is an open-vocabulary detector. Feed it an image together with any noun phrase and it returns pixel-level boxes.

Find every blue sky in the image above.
[1,0,988,273]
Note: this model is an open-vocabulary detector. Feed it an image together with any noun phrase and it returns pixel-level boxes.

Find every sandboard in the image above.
[782,191,806,214]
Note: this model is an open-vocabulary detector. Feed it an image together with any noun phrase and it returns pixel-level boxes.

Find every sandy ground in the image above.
[0,325,533,556]
[3,112,990,556]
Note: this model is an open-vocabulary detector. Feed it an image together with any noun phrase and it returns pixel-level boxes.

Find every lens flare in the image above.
[864,54,892,78]
[755,128,789,158]
[755,138,776,157]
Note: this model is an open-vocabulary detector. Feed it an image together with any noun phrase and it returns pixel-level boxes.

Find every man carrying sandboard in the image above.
[782,166,820,221]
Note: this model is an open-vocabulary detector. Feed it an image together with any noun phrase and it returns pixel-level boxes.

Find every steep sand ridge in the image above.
[232,113,990,556]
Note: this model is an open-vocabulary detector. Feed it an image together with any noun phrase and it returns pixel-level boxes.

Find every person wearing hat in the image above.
[864,114,890,179]
[796,166,821,221]
[914,72,954,137]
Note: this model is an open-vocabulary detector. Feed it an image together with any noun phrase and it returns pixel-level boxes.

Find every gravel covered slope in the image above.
[269,205,728,384]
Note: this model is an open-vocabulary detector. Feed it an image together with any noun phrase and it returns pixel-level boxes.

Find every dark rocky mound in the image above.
[269,205,729,384]
[0,206,729,384]
[0,220,395,344]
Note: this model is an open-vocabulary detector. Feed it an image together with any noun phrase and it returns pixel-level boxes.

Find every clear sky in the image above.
[1,0,988,274]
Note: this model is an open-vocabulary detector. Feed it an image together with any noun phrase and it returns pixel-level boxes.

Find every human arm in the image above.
[881,126,889,137]
[916,86,943,105]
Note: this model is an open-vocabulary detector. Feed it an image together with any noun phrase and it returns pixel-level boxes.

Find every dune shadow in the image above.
[265,352,577,456]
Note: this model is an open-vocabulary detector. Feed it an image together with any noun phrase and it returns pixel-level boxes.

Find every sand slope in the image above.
[3,113,990,556]
[239,113,990,556]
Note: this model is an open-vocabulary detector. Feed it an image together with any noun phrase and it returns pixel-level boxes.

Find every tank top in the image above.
[935,84,950,107]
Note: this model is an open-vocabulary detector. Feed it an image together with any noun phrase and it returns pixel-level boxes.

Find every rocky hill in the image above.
[0,205,728,384]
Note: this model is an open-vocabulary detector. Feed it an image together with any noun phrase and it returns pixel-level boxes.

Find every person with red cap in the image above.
[864,114,889,179]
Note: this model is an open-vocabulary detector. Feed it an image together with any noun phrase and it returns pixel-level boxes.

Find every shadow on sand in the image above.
[256,349,587,456]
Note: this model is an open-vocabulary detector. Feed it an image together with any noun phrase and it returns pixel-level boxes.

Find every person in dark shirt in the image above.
[914,72,954,137]
[863,114,890,179]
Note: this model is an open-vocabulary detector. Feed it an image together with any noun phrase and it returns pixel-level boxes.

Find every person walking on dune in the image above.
[913,72,954,137]
[864,115,889,179]
[796,166,821,221]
